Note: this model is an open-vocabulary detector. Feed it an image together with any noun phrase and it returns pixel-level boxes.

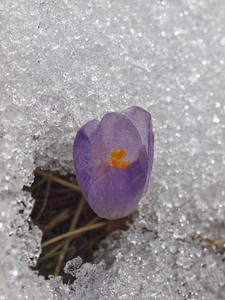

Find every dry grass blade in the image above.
[45,216,101,261]
[41,222,107,248]
[196,235,225,249]
[44,243,65,258]
[68,197,86,230]
[54,197,85,276]
[38,247,75,263]
[45,207,72,231]
[86,216,101,225]
[31,177,47,192]
[35,179,51,221]
[34,169,81,192]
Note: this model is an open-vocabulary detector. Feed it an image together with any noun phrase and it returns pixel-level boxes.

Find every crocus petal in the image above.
[88,155,148,219]
[73,106,154,219]
[121,106,151,151]
[121,106,154,194]
[91,158,115,180]
[73,120,99,199]
[89,112,142,162]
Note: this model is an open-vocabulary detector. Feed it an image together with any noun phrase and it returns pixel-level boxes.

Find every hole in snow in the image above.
[23,168,134,282]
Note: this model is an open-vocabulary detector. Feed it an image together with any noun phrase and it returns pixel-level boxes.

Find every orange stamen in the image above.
[120,160,130,168]
[106,148,130,168]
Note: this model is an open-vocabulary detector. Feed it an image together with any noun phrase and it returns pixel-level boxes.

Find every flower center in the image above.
[106,148,130,168]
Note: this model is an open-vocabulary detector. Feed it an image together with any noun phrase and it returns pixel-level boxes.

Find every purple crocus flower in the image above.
[73,106,154,219]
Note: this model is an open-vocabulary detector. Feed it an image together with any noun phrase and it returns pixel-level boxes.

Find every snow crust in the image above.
[1,0,225,299]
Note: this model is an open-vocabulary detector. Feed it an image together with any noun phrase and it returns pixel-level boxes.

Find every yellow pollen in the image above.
[106,148,130,168]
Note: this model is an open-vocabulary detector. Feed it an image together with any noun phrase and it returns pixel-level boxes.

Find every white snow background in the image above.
[1,0,225,299]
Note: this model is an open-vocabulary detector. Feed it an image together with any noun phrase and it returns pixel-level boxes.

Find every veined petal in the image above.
[92,158,114,180]
[73,120,99,198]
[87,148,148,219]
[89,112,142,162]
[144,129,154,194]
[81,119,99,138]
[121,106,154,194]
[121,106,152,151]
